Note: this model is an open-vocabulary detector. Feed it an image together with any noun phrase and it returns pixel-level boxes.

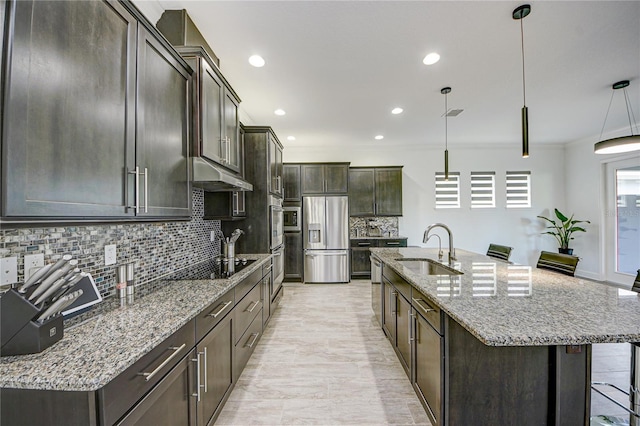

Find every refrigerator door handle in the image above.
[305,250,348,256]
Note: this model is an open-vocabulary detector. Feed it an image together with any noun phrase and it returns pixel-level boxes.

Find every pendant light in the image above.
[442,87,451,181]
[513,4,531,158]
[594,80,640,154]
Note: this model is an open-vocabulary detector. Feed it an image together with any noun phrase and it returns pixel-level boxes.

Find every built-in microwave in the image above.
[283,206,301,232]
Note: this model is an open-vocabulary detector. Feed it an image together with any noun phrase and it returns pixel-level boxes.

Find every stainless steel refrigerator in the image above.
[303,196,349,283]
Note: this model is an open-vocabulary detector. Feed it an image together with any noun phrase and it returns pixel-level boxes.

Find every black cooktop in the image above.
[171,258,257,280]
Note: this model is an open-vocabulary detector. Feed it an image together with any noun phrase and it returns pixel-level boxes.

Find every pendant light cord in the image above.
[599,90,616,140]
[520,18,527,106]
[623,88,639,135]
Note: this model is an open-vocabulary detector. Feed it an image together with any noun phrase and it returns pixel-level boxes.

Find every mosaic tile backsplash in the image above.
[349,217,399,238]
[0,189,220,298]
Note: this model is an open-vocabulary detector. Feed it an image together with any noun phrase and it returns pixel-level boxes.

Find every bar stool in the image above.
[486,244,513,262]
[536,251,579,276]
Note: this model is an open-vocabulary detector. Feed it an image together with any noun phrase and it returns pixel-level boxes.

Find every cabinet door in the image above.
[348,169,375,216]
[262,268,272,326]
[196,313,233,426]
[284,232,303,281]
[223,90,241,173]
[118,349,197,426]
[350,247,372,279]
[382,280,397,344]
[375,168,403,216]
[414,312,442,426]
[283,164,301,202]
[136,27,191,217]
[269,137,283,196]
[3,0,137,217]
[325,164,349,193]
[301,165,325,194]
[199,60,224,165]
[396,293,412,376]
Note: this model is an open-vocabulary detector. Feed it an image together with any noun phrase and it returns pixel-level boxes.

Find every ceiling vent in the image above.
[445,109,464,117]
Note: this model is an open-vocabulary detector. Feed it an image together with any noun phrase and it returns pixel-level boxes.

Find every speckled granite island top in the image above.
[0,254,271,392]
[371,247,640,347]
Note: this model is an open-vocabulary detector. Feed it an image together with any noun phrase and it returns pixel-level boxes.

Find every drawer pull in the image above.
[412,298,435,314]
[358,242,371,246]
[246,300,260,313]
[207,300,233,318]
[386,242,400,246]
[139,343,186,382]
[245,332,260,349]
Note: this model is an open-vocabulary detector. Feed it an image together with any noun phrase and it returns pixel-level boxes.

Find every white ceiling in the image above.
[152,1,640,150]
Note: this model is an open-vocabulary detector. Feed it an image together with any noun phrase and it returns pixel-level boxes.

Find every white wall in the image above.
[284,143,567,267]
[565,135,640,282]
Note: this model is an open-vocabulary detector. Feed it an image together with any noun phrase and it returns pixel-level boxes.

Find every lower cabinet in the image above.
[382,280,396,344]
[284,231,303,282]
[196,314,233,426]
[119,349,197,426]
[351,239,407,279]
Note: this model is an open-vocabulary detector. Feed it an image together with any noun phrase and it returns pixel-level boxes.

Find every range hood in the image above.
[191,157,253,192]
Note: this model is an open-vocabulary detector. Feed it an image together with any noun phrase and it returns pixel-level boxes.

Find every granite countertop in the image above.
[0,254,271,392]
[371,247,640,347]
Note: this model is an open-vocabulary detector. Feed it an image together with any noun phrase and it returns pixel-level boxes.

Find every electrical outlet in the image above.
[24,253,45,282]
[105,244,117,266]
[0,257,18,286]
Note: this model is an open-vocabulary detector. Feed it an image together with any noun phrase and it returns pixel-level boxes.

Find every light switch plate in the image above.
[0,257,18,286]
[104,244,117,266]
[24,253,45,282]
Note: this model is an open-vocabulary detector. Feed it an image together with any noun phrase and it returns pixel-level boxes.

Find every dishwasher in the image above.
[370,255,382,326]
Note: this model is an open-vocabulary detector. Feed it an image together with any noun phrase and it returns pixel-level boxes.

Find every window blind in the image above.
[506,171,531,208]
[435,172,460,209]
[470,171,495,208]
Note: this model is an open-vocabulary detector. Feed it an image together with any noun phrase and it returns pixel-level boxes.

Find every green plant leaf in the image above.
[554,208,569,223]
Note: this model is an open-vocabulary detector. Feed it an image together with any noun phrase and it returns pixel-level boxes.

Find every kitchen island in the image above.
[371,247,640,426]
[0,254,275,425]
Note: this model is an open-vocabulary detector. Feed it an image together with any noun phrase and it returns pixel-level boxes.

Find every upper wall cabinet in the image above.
[176,47,242,175]
[349,167,403,216]
[1,0,191,220]
[283,164,301,203]
[301,163,349,195]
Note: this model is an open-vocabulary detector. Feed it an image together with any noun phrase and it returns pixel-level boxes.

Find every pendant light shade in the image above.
[441,87,451,181]
[513,4,531,158]
[594,80,640,154]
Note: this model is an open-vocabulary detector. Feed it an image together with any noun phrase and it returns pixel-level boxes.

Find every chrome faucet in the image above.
[423,223,456,265]
[424,233,444,261]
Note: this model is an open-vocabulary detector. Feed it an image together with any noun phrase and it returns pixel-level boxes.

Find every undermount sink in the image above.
[395,258,463,276]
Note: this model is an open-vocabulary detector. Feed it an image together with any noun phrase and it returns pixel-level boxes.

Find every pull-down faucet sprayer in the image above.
[423,223,456,265]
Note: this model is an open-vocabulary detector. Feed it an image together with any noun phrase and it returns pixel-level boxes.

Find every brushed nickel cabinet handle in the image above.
[207,300,233,318]
[245,332,260,348]
[139,343,186,382]
[412,298,435,314]
[128,166,140,213]
[246,300,260,313]
[203,346,208,393]
[143,167,148,213]
[192,350,201,401]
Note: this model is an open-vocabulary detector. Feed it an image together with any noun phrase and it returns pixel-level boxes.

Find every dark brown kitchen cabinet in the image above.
[270,137,284,197]
[382,280,396,345]
[196,313,234,426]
[349,167,403,216]
[382,267,412,377]
[284,231,303,282]
[118,349,197,426]
[351,239,406,279]
[203,191,246,220]
[1,0,191,221]
[301,163,349,194]
[136,26,191,218]
[283,164,301,202]
[176,47,242,175]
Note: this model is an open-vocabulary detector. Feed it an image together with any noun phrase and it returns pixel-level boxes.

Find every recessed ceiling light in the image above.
[374,135,384,140]
[423,52,440,65]
[287,136,296,141]
[274,109,286,116]
[248,55,265,67]
[391,107,403,115]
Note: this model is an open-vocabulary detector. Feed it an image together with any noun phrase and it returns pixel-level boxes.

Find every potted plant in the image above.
[537,208,590,255]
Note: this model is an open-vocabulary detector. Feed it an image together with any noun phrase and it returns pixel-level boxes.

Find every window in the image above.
[435,172,460,209]
[470,172,495,208]
[506,171,531,208]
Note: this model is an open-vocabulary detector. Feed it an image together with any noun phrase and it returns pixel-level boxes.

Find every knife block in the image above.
[0,288,64,357]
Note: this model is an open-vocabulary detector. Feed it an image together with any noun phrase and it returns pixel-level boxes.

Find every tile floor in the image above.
[215,280,634,425]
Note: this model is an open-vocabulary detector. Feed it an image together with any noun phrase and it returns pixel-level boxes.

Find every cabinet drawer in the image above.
[383,266,412,301]
[380,239,407,247]
[234,309,263,379]
[234,267,263,303]
[234,282,263,344]
[98,320,195,426]
[412,290,442,334]
[196,289,235,342]
[350,239,376,248]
